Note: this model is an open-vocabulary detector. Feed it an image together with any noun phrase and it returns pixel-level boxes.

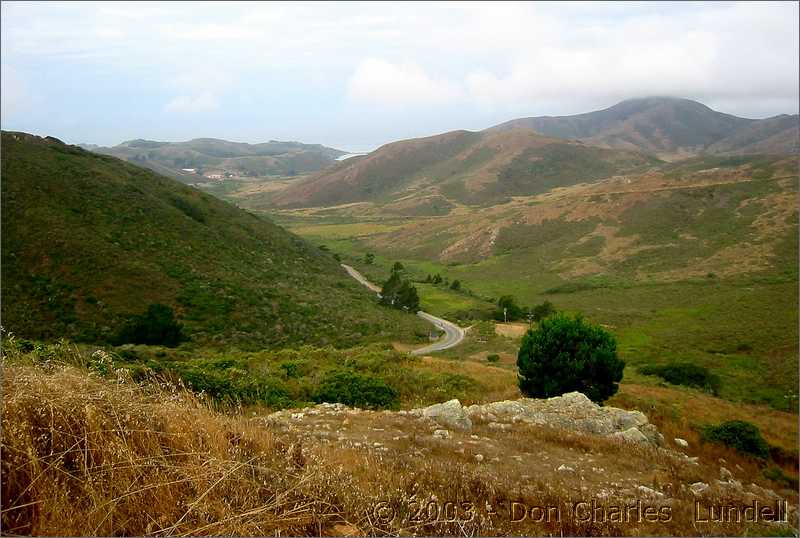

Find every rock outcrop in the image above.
[413,392,663,445]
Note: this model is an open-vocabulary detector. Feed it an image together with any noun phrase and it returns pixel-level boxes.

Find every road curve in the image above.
[341,264,466,354]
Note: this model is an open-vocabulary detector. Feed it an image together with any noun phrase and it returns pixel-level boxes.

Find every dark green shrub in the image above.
[450,279,461,291]
[517,313,624,403]
[113,304,185,347]
[763,467,799,489]
[486,353,500,363]
[494,295,523,321]
[314,369,398,409]
[531,300,556,322]
[701,420,770,458]
[639,362,721,395]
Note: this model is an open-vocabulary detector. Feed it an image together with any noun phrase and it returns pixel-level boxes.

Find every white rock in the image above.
[674,437,689,447]
[488,422,510,431]
[690,482,709,496]
[433,429,451,439]
[419,399,473,430]
[637,485,664,498]
[557,464,575,472]
[474,454,484,462]
[611,427,649,444]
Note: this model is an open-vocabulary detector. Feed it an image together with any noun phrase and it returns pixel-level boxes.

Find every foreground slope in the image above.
[88,137,346,182]
[0,132,424,348]
[3,358,797,536]
[271,129,658,209]
[490,97,799,158]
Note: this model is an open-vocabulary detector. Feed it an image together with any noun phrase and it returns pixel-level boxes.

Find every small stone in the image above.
[674,437,689,447]
[637,485,664,498]
[557,464,575,473]
[720,467,733,481]
[474,454,484,462]
[690,482,709,496]
[433,429,451,439]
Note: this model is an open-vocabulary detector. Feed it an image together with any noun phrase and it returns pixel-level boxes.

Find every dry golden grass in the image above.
[1,364,338,536]
[3,357,797,536]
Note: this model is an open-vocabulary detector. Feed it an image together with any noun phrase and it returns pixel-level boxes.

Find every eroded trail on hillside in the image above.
[341,264,465,354]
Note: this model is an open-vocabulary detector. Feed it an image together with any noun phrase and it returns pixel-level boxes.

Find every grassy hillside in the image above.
[268,154,798,410]
[1,132,427,349]
[89,137,345,182]
[489,97,798,158]
[271,129,658,209]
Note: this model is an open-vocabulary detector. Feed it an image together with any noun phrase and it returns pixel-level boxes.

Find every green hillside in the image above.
[1,132,426,349]
[271,129,658,209]
[89,137,346,183]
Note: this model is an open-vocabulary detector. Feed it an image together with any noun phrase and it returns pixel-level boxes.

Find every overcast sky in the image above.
[2,1,798,152]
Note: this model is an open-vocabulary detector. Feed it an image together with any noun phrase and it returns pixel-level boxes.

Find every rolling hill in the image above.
[489,97,799,158]
[270,129,660,209]
[86,137,346,182]
[0,132,425,349]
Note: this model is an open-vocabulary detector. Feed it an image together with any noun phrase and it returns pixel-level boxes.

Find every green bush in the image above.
[639,362,721,395]
[314,369,398,409]
[763,467,799,489]
[113,304,185,347]
[531,300,556,322]
[701,420,770,459]
[494,295,523,321]
[486,353,500,363]
[517,313,624,403]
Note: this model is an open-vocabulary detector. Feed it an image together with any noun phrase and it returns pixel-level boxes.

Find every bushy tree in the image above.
[114,304,185,347]
[450,279,461,291]
[494,295,523,321]
[432,274,443,285]
[531,300,556,322]
[380,272,420,311]
[364,252,375,265]
[391,261,405,274]
[517,313,624,403]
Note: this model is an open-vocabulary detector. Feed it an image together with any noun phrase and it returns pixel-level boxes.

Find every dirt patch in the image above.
[495,323,528,338]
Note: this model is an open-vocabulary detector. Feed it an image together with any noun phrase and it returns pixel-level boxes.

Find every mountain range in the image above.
[269,97,798,210]
[84,137,346,183]
[490,97,799,158]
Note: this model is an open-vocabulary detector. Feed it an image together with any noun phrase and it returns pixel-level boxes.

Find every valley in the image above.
[2,98,798,537]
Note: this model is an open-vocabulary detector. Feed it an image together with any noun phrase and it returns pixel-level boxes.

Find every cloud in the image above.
[164,92,218,113]
[347,58,464,107]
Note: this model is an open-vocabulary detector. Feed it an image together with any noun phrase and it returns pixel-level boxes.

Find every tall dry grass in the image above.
[1,362,341,536]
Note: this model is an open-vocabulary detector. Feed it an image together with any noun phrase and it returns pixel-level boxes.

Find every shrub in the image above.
[639,362,721,395]
[314,369,398,409]
[494,295,523,321]
[486,353,500,363]
[701,420,770,459]
[531,300,556,322]
[450,280,461,291]
[113,304,185,347]
[763,467,799,489]
[517,313,624,403]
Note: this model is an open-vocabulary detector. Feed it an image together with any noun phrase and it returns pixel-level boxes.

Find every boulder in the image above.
[419,399,472,430]
[674,437,689,448]
[612,427,649,444]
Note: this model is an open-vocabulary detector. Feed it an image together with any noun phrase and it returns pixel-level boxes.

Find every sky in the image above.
[2,1,798,152]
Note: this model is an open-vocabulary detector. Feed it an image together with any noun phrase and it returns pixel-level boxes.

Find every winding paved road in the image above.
[341,264,466,355]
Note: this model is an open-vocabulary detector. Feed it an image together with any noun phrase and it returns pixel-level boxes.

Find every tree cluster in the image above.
[380,264,420,312]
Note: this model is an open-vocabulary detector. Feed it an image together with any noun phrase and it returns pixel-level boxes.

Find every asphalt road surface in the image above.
[341,264,466,355]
